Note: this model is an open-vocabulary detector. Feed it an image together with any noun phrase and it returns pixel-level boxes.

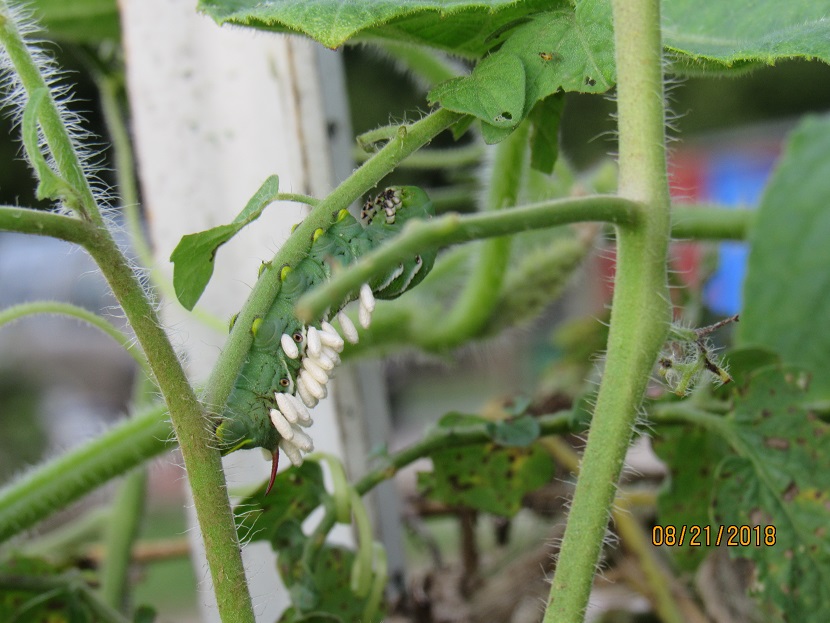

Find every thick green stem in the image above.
[297,195,640,322]
[417,121,529,349]
[544,1,672,621]
[543,438,685,623]
[0,405,171,542]
[203,108,461,416]
[82,230,255,623]
[0,204,93,243]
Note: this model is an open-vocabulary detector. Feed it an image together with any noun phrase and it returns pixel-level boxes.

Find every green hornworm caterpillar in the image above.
[216,186,436,490]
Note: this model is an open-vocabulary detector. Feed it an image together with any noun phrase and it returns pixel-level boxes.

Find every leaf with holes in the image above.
[653,425,730,571]
[428,51,525,134]
[419,413,553,515]
[428,1,615,141]
[234,461,327,550]
[277,544,381,622]
[712,367,830,621]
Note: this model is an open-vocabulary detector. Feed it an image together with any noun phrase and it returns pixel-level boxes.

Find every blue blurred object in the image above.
[703,151,776,315]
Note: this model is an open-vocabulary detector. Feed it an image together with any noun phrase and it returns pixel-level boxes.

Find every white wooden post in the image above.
[119,3,344,620]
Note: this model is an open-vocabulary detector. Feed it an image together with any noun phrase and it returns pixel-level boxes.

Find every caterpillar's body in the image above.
[216,187,435,485]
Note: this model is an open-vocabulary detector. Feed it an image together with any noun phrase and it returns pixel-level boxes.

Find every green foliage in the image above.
[169,175,281,311]
[0,557,99,623]
[197,0,555,56]
[4,0,830,621]
[739,115,830,398]
[428,2,614,141]
[418,413,554,516]
[277,545,383,623]
[653,424,729,570]
[713,367,830,621]
[656,366,830,620]
[27,0,120,43]
[663,0,830,67]
[235,461,327,550]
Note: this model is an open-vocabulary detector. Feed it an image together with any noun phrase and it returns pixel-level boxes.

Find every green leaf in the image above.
[170,175,280,310]
[653,425,729,571]
[738,116,830,398]
[27,0,120,44]
[277,545,381,621]
[198,0,557,57]
[428,52,525,131]
[419,414,553,515]
[529,94,564,174]
[428,2,615,140]
[234,460,327,550]
[663,0,830,68]
[712,367,830,622]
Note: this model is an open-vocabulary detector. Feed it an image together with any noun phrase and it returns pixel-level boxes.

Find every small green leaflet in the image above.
[529,94,564,174]
[170,175,280,311]
[428,2,615,143]
[429,52,526,134]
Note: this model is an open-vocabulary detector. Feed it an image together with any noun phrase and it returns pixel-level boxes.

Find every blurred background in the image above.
[2,18,830,620]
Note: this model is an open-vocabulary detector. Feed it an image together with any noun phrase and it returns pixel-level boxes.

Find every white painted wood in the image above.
[118,2,359,620]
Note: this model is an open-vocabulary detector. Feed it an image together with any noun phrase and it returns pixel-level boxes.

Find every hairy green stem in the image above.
[545,1,672,620]
[417,121,529,349]
[0,4,101,224]
[0,404,171,542]
[0,204,93,243]
[353,142,484,168]
[82,230,255,623]
[203,108,461,416]
[0,13,255,608]
[542,438,685,623]
[671,206,752,240]
[0,301,150,376]
[297,195,640,322]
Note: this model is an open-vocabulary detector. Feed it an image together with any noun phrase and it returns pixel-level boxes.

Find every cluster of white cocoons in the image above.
[270,288,376,466]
